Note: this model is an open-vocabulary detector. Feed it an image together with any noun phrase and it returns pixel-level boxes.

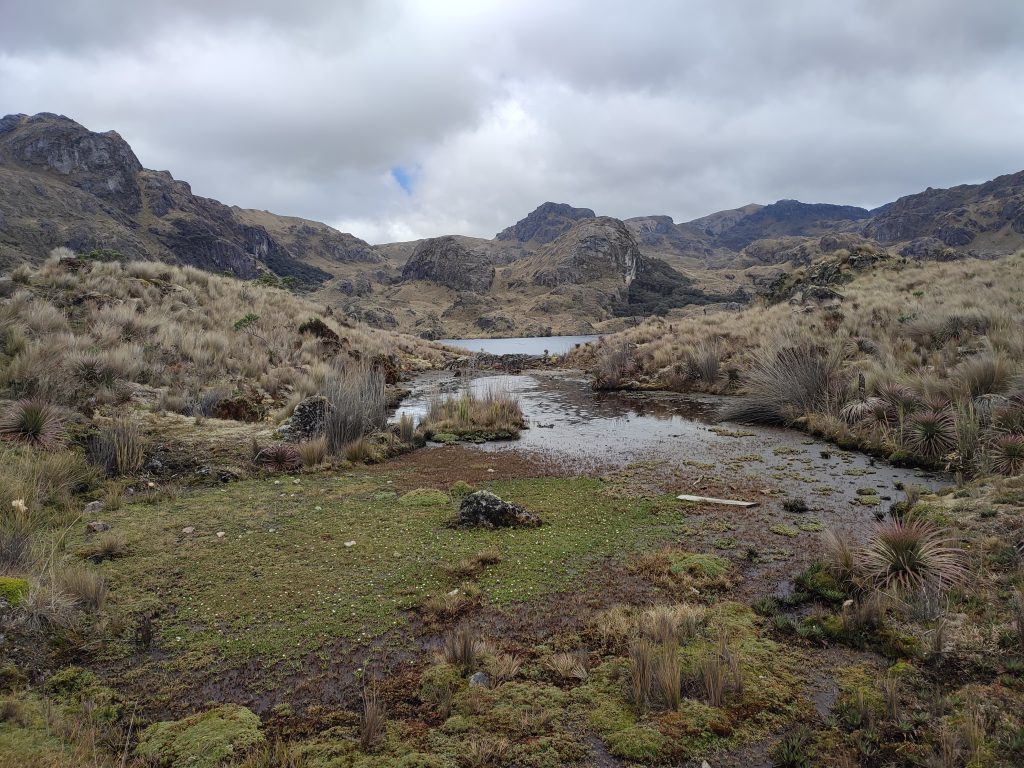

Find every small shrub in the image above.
[449,480,475,499]
[54,565,107,611]
[296,436,327,467]
[358,685,386,752]
[864,518,967,593]
[546,652,587,682]
[88,419,147,476]
[783,497,809,513]
[0,400,64,450]
[0,576,30,607]
[254,443,301,472]
[990,434,1024,476]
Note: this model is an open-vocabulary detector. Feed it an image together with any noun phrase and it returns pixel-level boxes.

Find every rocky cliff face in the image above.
[529,217,641,288]
[401,236,495,292]
[495,201,596,244]
[865,171,1024,251]
[0,113,373,285]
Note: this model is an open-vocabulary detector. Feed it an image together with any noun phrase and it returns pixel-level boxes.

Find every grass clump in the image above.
[0,399,65,450]
[420,388,524,441]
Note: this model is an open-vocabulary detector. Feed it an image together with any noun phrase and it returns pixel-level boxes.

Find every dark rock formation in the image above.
[457,491,542,528]
[0,112,370,285]
[282,395,329,441]
[866,171,1024,249]
[530,217,640,288]
[401,236,495,292]
[496,202,596,243]
[710,200,871,251]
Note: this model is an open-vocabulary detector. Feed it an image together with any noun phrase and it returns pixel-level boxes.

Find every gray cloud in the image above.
[2,0,1023,242]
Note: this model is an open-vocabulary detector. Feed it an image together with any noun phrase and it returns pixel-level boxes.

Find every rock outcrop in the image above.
[530,217,641,288]
[457,491,542,528]
[401,236,495,292]
[496,202,596,244]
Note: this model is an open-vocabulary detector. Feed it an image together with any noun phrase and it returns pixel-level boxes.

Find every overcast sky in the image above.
[3,1,1024,243]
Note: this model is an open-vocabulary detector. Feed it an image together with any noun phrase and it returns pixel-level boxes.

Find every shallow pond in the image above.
[395,368,948,515]
[438,334,598,356]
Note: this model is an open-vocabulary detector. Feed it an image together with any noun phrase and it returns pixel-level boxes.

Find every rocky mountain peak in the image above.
[495,201,596,243]
[0,112,144,213]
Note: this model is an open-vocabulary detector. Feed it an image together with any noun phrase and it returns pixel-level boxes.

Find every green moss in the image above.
[770,523,800,538]
[86,474,692,677]
[430,433,459,445]
[43,667,97,700]
[397,488,450,507]
[852,495,881,506]
[794,562,845,605]
[419,664,465,707]
[604,724,668,761]
[797,519,825,532]
[668,552,731,578]
[448,480,474,499]
[136,704,265,768]
[0,663,27,692]
[0,576,29,607]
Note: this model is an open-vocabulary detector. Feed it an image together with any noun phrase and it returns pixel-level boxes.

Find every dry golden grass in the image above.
[573,253,1024,471]
[0,254,450,410]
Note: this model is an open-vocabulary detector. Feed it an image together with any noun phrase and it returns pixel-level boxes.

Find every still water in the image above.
[438,335,599,356]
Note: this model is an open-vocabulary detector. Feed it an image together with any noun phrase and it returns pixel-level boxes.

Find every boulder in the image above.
[285,395,330,441]
[83,500,105,516]
[457,491,541,528]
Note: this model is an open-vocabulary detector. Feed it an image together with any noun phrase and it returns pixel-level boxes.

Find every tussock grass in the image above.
[571,253,1024,473]
[0,256,448,409]
[421,387,524,438]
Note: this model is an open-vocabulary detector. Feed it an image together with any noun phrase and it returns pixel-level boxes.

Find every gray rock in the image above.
[85,520,110,533]
[496,201,596,244]
[285,395,330,441]
[531,217,640,288]
[83,500,105,515]
[401,236,495,292]
[458,491,541,529]
[181,526,196,535]
[468,671,490,688]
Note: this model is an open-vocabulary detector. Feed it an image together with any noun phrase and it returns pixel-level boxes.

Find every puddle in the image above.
[394,368,948,514]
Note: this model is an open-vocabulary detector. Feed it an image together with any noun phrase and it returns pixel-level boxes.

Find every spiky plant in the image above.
[993,403,1024,436]
[990,434,1024,476]
[874,382,920,422]
[0,399,65,450]
[906,410,957,459]
[255,443,301,472]
[863,518,967,593]
[840,396,885,426]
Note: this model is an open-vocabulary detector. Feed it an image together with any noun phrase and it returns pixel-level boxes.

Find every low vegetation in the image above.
[573,252,1024,475]
[419,387,525,442]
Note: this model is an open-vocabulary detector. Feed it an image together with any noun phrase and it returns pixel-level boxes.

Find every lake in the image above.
[438,334,599,356]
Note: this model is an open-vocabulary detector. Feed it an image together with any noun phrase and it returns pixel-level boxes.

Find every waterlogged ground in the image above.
[55,367,955,767]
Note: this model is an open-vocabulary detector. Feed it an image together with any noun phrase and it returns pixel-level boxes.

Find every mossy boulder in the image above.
[0,576,29,607]
[419,663,465,707]
[136,704,265,768]
[668,552,730,579]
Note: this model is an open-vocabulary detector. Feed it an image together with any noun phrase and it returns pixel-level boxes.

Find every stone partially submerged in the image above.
[457,490,542,528]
